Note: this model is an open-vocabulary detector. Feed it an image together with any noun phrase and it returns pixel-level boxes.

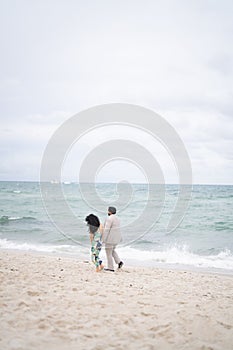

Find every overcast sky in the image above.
[0,0,233,184]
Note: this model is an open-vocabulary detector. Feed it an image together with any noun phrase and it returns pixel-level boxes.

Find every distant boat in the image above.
[63,181,71,185]
[50,180,60,184]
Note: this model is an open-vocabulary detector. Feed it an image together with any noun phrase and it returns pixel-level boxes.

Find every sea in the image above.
[1,181,233,274]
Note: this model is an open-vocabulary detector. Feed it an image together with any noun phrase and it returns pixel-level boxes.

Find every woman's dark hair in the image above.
[85,214,100,234]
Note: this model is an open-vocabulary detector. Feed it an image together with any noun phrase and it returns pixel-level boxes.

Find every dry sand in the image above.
[0,250,233,350]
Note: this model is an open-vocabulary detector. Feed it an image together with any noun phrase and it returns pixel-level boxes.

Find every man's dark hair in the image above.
[108,206,116,214]
[85,214,100,234]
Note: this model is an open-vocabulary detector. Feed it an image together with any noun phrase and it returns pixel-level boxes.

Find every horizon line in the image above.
[0,180,232,186]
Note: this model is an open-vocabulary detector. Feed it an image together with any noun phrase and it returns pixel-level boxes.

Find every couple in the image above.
[85,206,123,272]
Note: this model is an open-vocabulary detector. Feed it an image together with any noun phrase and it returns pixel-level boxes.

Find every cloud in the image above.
[0,0,233,183]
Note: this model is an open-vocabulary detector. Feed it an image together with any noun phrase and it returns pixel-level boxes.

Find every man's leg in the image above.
[112,245,121,265]
[105,244,114,270]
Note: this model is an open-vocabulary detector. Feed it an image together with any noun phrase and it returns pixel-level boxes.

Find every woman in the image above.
[85,214,104,272]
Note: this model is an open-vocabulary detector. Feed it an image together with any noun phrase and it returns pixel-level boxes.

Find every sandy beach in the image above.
[0,250,233,350]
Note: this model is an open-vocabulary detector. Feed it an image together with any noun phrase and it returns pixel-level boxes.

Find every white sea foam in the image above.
[0,239,87,257]
[1,238,233,272]
[8,216,22,221]
[118,245,233,271]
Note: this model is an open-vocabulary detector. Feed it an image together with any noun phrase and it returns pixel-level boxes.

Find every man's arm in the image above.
[103,217,112,243]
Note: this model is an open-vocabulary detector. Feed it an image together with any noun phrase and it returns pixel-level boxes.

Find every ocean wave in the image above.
[0,238,55,252]
[119,244,233,271]
[0,238,87,256]
[133,239,154,245]
[214,221,233,231]
[1,238,233,272]
[0,190,22,194]
[0,216,37,224]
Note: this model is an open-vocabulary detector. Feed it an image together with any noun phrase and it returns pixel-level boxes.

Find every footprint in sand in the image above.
[27,291,40,296]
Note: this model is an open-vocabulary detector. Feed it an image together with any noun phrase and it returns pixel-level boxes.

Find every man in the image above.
[103,206,123,272]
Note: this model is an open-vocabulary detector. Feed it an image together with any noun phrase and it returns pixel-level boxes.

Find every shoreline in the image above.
[1,247,233,277]
[1,249,233,350]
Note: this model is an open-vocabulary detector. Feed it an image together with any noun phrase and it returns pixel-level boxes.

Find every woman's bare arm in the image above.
[90,233,94,243]
[99,223,104,235]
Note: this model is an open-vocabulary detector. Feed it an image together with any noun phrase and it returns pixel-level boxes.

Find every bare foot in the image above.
[96,265,104,272]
